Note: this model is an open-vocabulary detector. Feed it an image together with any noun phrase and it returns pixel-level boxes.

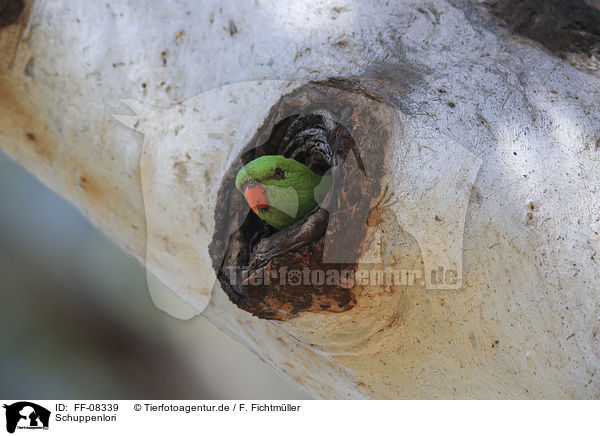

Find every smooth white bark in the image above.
[1,0,599,398]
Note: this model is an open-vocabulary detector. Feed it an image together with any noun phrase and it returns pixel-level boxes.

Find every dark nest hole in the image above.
[209,79,391,320]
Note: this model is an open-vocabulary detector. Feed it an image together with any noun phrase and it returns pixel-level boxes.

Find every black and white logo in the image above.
[3,402,50,433]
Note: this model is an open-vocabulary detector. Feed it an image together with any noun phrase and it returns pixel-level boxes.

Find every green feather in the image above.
[235,155,331,230]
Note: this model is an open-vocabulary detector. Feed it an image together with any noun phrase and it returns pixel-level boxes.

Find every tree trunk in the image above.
[1,0,599,398]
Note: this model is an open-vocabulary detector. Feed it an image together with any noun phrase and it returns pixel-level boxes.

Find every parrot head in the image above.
[235,155,331,230]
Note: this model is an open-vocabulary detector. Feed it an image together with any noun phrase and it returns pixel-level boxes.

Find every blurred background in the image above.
[0,150,308,399]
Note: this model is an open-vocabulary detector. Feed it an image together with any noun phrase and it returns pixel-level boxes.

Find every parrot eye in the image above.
[274,168,285,180]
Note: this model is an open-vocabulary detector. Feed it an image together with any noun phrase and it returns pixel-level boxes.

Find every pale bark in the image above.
[1,0,599,398]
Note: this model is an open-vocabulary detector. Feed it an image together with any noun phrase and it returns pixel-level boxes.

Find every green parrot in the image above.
[235,155,332,230]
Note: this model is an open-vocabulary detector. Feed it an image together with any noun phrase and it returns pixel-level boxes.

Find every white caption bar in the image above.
[0,400,596,435]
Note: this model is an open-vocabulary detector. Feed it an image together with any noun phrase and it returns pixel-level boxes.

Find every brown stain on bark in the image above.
[0,79,111,211]
[0,18,145,257]
[173,159,189,186]
[0,78,54,161]
[77,173,104,204]
[23,129,50,158]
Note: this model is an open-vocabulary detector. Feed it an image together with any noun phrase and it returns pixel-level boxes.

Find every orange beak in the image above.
[244,184,269,213]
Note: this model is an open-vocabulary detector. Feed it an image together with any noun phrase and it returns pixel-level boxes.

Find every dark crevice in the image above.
[0,0,24,28]
[485,0,600,71]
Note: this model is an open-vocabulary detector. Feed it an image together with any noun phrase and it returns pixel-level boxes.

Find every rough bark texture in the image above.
[211,79,390,320]
[1,0,599,398]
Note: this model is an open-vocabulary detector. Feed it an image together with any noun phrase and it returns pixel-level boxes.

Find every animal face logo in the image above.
[3,402,50,433]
